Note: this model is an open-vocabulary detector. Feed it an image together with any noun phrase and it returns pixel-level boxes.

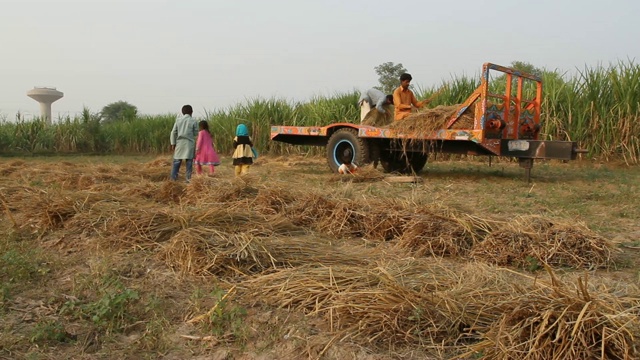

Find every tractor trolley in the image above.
[270,63,586,181]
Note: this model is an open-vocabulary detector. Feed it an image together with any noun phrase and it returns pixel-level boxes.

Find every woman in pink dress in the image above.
[194,121,221,175]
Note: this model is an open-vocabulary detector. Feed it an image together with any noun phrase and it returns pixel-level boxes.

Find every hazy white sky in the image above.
[1,0,638,119]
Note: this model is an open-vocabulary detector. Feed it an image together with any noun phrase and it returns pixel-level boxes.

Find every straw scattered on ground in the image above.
[470,215,616,269]
[1,158,636,359]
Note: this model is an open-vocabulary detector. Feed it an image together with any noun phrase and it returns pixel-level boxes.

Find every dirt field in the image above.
[1,155,639,360]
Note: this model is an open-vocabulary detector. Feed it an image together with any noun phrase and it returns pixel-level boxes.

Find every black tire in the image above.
[326,128,370,172]
[380,151,428,174]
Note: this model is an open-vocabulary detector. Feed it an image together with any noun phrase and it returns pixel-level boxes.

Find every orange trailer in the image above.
[270,63,585,181]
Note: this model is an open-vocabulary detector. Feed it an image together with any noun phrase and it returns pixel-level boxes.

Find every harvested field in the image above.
[1,155,639,360]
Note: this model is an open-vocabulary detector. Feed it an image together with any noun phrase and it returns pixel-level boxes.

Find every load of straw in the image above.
[361,108,393,127]
[388,104,475,136]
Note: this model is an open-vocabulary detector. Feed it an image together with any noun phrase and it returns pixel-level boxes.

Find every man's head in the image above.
[181,105,193,115]
[385,94,393,104]
[399,73,412,89]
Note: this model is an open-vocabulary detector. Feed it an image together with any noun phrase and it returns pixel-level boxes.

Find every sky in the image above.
[1,0,639,120]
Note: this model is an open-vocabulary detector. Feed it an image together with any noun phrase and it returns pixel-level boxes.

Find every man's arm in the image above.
[169,121,178,149]
[410,91,428,108]
[375,97,387,113]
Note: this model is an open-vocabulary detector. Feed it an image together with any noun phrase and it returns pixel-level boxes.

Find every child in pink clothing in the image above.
[194,121,221,175]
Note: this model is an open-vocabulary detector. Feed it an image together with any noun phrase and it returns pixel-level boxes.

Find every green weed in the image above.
[0,235,50,300]
[30,319,73,344]
[525,256,541,272]
[203,287,247,343]
[62,276,139,333]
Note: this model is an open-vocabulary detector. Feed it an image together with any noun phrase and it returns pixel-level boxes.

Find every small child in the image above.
[338,159,358,175]
[232,124,254,176]
[194,120,221,176]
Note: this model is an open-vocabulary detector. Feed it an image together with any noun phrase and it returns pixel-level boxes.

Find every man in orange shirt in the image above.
[393,73,429,120]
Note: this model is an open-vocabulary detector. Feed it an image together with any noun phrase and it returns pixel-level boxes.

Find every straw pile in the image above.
[2,168,619,272]
[101,206,303,249]
[462,268,640,360]
[395,209,493,257]
[360,103,475,134]
[388,104,475,136]
[244,259,640,357]
[361,108,393,127]
[160,229,373,276]
[243,260,461,344]
[470,215,615,269]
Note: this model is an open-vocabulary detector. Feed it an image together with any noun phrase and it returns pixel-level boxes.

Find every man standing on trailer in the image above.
[393,73,428,121]
[357,88,394,123]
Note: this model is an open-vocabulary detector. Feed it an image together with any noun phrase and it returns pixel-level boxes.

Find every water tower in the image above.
[27,87,64,124]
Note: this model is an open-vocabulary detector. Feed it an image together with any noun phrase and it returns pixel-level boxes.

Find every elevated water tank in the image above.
[27,87,64,124]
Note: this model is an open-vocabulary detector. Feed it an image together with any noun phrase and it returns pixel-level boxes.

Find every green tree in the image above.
[507,61,567,98]
[374,62,408,94]
[510,61,543,77]
[100,101,138,123]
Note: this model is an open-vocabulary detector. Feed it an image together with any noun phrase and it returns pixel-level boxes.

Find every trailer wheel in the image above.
[326,128,370,172]
[380,151,428,174]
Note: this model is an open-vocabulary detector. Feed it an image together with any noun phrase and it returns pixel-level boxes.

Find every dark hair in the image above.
[400,73,412,82]
[181,105,193,115]
[198,120,210,133]
[386,94,394,103]
[342,148,353,164]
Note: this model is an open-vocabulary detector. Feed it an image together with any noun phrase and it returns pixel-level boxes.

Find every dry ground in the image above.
[0,154,639,360]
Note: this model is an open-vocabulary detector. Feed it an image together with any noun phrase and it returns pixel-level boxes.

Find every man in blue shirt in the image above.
[170,105,198,182]
[358,88,393,123]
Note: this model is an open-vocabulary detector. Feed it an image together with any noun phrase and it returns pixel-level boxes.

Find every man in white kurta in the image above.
[170,105,198,181]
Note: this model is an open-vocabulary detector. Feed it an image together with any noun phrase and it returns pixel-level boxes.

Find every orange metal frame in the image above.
[443,63,542,154]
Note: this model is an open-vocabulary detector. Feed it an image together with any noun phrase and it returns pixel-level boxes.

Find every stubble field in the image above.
[1,155,639,360]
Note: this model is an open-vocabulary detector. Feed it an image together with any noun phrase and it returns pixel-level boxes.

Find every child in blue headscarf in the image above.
[232,124,254,176]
